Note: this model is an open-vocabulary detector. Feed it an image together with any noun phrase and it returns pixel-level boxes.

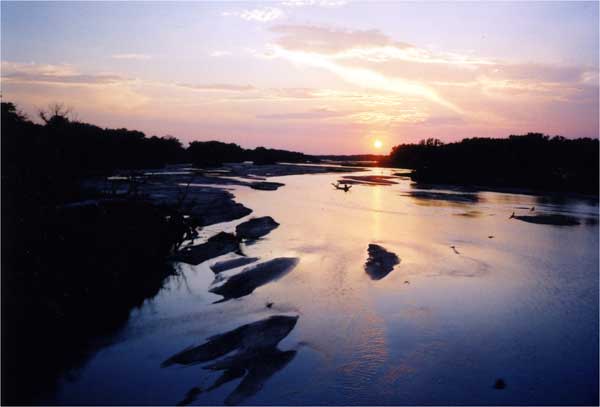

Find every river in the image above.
[53,167,599,405]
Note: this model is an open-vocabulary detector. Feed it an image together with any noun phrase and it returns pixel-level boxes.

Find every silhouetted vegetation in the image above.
[317,154,385,166]
[187,141,314,167]
[386,134,599,195]
[1,102,191,404]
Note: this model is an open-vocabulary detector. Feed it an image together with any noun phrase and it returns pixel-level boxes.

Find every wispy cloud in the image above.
[266,24,599,118]
[257,107,349,120]
[271,25,411,54]
[1,61,127,85]
[176,82,255,92]
[268,44,462,113]
[111,53,151,60]
[222,7,284,23]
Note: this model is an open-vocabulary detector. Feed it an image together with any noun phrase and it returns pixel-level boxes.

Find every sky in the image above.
[1,1,598,154]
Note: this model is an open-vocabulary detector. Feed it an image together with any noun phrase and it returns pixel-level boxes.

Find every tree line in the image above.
[1,101,315,204]
[385,134,599,195]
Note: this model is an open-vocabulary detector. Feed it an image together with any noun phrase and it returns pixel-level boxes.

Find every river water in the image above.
[54,168,599,405]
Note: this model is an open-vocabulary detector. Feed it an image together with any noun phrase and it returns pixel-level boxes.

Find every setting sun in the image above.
[373,139,383,149]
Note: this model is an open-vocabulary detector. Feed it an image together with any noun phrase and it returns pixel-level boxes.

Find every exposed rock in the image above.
[172,232,240,265]
[86,178,254,227]
[494,378,506,390]
[210,258,298,301]
[211,257,260,274]
[235,216,280,240]
[512,213,580,226]
[249,181,285,191]
[162,315,298,367]
[163,315,299,406]
[365,244,400,280]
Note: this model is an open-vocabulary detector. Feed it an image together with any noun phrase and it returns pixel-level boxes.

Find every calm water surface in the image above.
[54,168,599,405]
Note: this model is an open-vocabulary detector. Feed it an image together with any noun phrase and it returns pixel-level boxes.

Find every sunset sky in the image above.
[1,1,598,154]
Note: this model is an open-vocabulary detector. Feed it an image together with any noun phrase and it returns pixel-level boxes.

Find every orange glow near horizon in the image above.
[373,139,383,150]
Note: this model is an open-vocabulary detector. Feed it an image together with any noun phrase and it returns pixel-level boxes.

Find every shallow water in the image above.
[54,168,599,405]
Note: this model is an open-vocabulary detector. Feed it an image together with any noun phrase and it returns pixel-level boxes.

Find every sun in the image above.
[373,139,383,149]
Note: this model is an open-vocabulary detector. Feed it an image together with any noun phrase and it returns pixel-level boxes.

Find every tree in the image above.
[38,102,72,126]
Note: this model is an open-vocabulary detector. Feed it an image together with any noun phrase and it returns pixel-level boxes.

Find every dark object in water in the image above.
[163,315,299,406]
[171,232,240,265]
[332,182,352,191]
[365,244,400,280]
[177,387,202,406]
[404,280,410,284]
[455,210,484,218]
[178,349,296,406]
[512,213,580,226]
[216,348,297,406]
[494,378,507,389]
[249,181,285,191]
[266,302,274,308]
[162,315,298,367]
[450,245,460,254]
[210,258,299,301]
[235,216,280,240]
[488,235,494,239]
[211,257,260,274]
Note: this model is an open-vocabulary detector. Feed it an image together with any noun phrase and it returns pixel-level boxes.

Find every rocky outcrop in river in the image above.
[235,216,280,240]
[365,244,400,280]
[210,257,299,302]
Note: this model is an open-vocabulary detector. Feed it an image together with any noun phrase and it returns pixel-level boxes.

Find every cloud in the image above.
[1,61,127,85]
[271,25,411,54]
[266,24,599,118]
[268,44,462,113]
[256,108,349,120]
[420,115,465,126]
[176,82,255,92]
[111,53,151,60]
[350,110,427,125]
[222,7,284,23]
